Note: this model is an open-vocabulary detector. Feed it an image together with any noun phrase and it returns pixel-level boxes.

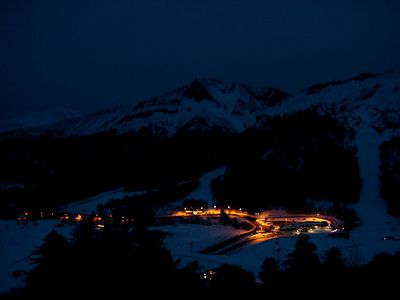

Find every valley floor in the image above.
[1,133,400,294]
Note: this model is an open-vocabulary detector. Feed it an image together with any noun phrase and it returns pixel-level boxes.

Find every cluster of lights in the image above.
[15,208,138,229]
[59,213,69,221]
[93,214,102,222]
[203,270,216,280]
[182,204,249,215]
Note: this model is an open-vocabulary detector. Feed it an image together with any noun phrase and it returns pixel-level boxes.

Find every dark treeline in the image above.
[0,130,235,216]
[103,180,200,226]
[3,224,399,298]
[211,109,361,211]
[258,234,400,298]
[5,220,205,298]
[0,108,362,217]
[380,135,400,216]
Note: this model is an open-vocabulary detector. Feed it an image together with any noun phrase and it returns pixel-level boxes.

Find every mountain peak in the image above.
[182,79,216,102]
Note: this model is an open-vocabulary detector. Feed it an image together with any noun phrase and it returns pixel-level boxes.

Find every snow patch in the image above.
[64,188,149,214]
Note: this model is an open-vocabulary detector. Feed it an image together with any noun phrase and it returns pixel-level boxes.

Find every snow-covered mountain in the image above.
[0,107,81,133]
[2,79,288,138]
[269,71,400,135]
[2,72,399,138]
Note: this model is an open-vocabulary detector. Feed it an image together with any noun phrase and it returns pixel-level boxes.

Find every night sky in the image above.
[1,0,400,120]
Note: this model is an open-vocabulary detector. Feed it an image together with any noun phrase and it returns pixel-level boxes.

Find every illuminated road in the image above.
[161,207,340,255]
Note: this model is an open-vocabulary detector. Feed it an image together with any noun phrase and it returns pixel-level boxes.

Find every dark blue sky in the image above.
[1,0,400,119]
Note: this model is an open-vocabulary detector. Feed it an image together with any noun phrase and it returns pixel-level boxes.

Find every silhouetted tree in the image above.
[284,234,320,274]
[24,230,71,295]
[19,223,196,297]
[327,202,359,228]
[380,136,400,216]
[322,247,346,274]
[208,264,256,296]
[259,257,280,289]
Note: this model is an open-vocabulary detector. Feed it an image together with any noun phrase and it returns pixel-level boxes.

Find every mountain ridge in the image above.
[1,71,399,138]
[0,78,289,138]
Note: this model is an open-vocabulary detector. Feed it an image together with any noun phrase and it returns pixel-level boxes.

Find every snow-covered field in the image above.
[0,220,72,293]
[153,223,246,253]
[154,221,400,281]
[163,234,298,279]
[153,222,321,277]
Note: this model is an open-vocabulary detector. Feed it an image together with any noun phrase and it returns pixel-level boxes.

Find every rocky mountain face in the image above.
[2,71,399,139]
[1,79,289,138]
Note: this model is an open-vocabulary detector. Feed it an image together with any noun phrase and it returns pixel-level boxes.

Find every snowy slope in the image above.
[156,167,225,218]
[64,188,151,214]
[270,71,400,134]
[183,167,225,206]
[3,79,288,138]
